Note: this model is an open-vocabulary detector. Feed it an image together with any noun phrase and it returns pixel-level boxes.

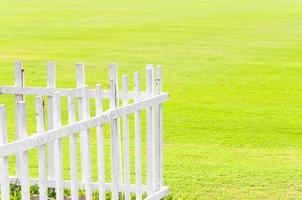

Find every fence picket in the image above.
[83,86,93,200]
[76,63,85,121]
[47,61,56,180]
[95,84,105,200]
[82,87,93,200]
[156,66,164,188]
[152,72,159,192]
[53,92,63,200]
[17,101,30,200]
[36,96,48,200]
[0,105,9,200]
[153,66,163,191]
[134,72,142,200]
[67,94,78,200]
[14,60,24,178]
[76,64,93,200]
[122,75,131,200]
[109,64,122,183]
[146,65,154,196]
[109,79,119,200]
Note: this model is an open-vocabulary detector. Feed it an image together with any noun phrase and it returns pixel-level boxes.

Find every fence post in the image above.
[67,93,78,200]
[47,61,56,180]
[134,72,142,200]
[53,92,63,200]
[36,96,47,200]
[95,84,105,200]
[146,65,154,196]
[109,79,120,200]
[0,105,9,200]
[122,75,131,200]
[76,64,92,200]
[17,101,30,200]
[14,60,24,178]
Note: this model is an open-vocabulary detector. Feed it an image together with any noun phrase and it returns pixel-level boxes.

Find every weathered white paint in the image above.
[0,105,9,200]
[0,86,145,100]
[152,66,162,192]
[146,65,154,196]
[95,84,105,200]
[76,63,85,122]
[76,63,93,200]
[156,66,164,189]
[14,60,24,178]
[134,72,142,200]
[109,63,122,185]
[109,79,120,200]
[47,61,56,180]
[81,87,93,200]
[122,75,131,200]
[53,92,64,200]
[17,101,30,200]
[36,96,47,200]
[67,94,78,200]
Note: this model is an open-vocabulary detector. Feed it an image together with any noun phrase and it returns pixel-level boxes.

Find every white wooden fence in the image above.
[0,61,169,200]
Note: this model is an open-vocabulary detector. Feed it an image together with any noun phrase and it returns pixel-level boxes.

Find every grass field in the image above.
[1,0,302,199]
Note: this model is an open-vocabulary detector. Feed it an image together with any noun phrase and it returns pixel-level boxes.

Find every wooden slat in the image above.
[17,101,30,200]
[153,66,163,191]
[36,96,48,200]
[82,87,93,200]
[47,61,56,180]
[0,93,169,158]
[156,66,164,188]
[76,64,85,122]
[0,105,9,200]
[145,187,170,200]
[76,64,92,200]
[152,72,159,192]
[53,92,64,200]
[109,79,120,200]
[95,84,105,200]
[134,72,142,200]
[67,94,78,200]
[109,63,122,183]
[122,75,131,200]
[0,86,143,100]
[146,65,154,196]
[14,60,24,178]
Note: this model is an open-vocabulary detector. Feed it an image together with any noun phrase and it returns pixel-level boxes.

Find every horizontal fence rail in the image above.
[0,61,169,200]
[0,86,143,99]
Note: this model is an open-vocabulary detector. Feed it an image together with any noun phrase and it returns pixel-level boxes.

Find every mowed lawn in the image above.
[1,0,302,199]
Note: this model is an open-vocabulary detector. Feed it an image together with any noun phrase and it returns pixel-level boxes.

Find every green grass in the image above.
[1,0,302,199]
